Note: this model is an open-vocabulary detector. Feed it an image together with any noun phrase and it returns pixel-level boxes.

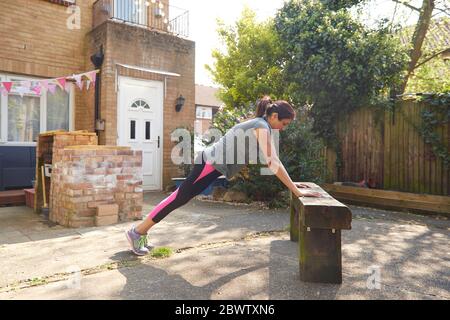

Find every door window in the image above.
[145,120,151,140]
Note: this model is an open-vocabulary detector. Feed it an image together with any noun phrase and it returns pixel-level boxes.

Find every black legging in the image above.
[148,156,222,223]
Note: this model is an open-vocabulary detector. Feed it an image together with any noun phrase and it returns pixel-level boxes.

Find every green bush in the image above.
[279,116,328,184]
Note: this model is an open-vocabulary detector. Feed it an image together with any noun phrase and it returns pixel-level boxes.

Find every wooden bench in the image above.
[290,182,352,284]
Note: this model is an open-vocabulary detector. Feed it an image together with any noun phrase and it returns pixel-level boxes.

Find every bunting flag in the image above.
[2,82,12,93]
[73,74,83,90]
[41,80,49,91]
[32,85,42,96]
[23,81,31,89]
[15,86,29,98]
[84,71,96,90]
[48,84,57,94]
[85,71,97,85]
[0,70,99,97]
[56,77,66,90]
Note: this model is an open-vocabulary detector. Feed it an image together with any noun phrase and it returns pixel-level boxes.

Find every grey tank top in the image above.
[198,116,272,179]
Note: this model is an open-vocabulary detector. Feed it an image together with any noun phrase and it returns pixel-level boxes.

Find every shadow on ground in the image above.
[105,223,449,300]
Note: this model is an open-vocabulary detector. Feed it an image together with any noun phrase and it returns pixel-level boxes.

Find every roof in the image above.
[195,84,224,108]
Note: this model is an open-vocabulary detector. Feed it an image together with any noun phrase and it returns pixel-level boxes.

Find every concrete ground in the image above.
[0,192,449,300]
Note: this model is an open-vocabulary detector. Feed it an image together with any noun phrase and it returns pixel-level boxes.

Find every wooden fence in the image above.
[322,100,450,196]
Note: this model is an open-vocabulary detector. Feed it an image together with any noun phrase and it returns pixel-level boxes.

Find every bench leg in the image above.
[299,224,342,284]
[290,201,299,242]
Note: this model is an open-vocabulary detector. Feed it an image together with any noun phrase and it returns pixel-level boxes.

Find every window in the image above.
[130,120,136,140]
[47,88,70,131]
[145,121,151,140]
[196,106,212,119]
[8,95,40,142]
[0,74,73,144]
[7,80,41,143]
[113,0,148,25]
[130,99,150,111]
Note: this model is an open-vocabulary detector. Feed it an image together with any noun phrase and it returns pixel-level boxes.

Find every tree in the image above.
[205,7,287,109]
[407,55,450,92]
[324,0,449,93]
[321,0,367,10]
[398,0,436,93]
[386,0,450,93]
[206,8,327,204]
[274,0,408,144]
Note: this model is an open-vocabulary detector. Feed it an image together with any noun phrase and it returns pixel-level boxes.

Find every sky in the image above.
[170,0,285,87]
[170,0,423,88]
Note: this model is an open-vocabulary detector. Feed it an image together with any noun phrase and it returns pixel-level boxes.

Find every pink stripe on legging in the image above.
[193,162,216,184]
[149,188,179,220]
[148,163,216,221]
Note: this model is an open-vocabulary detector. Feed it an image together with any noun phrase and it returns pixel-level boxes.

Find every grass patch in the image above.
[29,277,47,286]
[150,247,173,259]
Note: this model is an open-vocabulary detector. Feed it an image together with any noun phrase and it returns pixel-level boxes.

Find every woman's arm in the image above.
[254,128,322,198]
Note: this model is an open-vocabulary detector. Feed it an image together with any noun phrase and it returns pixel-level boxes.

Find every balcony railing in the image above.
[93,0,189,38]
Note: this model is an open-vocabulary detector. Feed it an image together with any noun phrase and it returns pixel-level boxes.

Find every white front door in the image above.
[118,77,163,191]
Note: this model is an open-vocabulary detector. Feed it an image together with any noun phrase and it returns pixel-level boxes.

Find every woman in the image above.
[126,96,322,255]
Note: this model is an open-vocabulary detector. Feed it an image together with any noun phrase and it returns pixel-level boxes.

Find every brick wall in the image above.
[0,0,96,130]
[89,20,196,187]
[51,145,143,228]
[0,0,95,76]
[1,1,195,190]
[196,118,213,135]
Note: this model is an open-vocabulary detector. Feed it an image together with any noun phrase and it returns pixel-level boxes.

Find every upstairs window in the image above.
[196,106,213,120]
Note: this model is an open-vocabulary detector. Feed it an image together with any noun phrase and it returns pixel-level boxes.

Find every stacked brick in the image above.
[50,146,143,228]
[36,131,98,215]
[96,204,119,227]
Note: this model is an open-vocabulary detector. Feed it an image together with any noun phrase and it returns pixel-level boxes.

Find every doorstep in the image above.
[0,190,25,206]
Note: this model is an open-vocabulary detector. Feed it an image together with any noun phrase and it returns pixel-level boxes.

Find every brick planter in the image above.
[50,146,143,228]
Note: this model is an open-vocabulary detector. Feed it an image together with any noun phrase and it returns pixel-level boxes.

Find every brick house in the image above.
[0,0,194,191]
[194,84,223,135]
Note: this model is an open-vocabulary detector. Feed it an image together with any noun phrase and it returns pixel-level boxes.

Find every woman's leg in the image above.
[135,161,221,235]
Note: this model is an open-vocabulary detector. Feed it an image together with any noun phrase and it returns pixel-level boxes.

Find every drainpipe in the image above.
[90,45,104,138]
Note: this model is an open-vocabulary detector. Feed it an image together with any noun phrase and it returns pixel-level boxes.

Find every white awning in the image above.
[116,63,180,77]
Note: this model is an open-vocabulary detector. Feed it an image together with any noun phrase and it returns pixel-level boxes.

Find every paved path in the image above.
[0,192,449,299]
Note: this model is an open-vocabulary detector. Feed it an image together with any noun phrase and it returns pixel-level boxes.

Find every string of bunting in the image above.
[0,70,99,97]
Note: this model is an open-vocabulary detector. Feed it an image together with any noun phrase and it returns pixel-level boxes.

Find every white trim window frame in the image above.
[128,118,138,142]
[143,119,152,143]
[0,73,74,146]
[196,106,213,120]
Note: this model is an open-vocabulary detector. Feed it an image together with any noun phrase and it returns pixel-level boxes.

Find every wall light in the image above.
[175,94,185,112]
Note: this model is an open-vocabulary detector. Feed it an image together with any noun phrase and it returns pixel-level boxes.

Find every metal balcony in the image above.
[93,0,189,38]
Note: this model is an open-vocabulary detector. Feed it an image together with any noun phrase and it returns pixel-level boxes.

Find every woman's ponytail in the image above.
[255,96,273,118]
[254,95,296,120]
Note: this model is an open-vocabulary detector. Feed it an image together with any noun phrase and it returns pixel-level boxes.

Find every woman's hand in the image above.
[294,182,310,189]
[295,183,322,197]
[294,188,323,198]
[253,128,323,199]
[301,190,323,198]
